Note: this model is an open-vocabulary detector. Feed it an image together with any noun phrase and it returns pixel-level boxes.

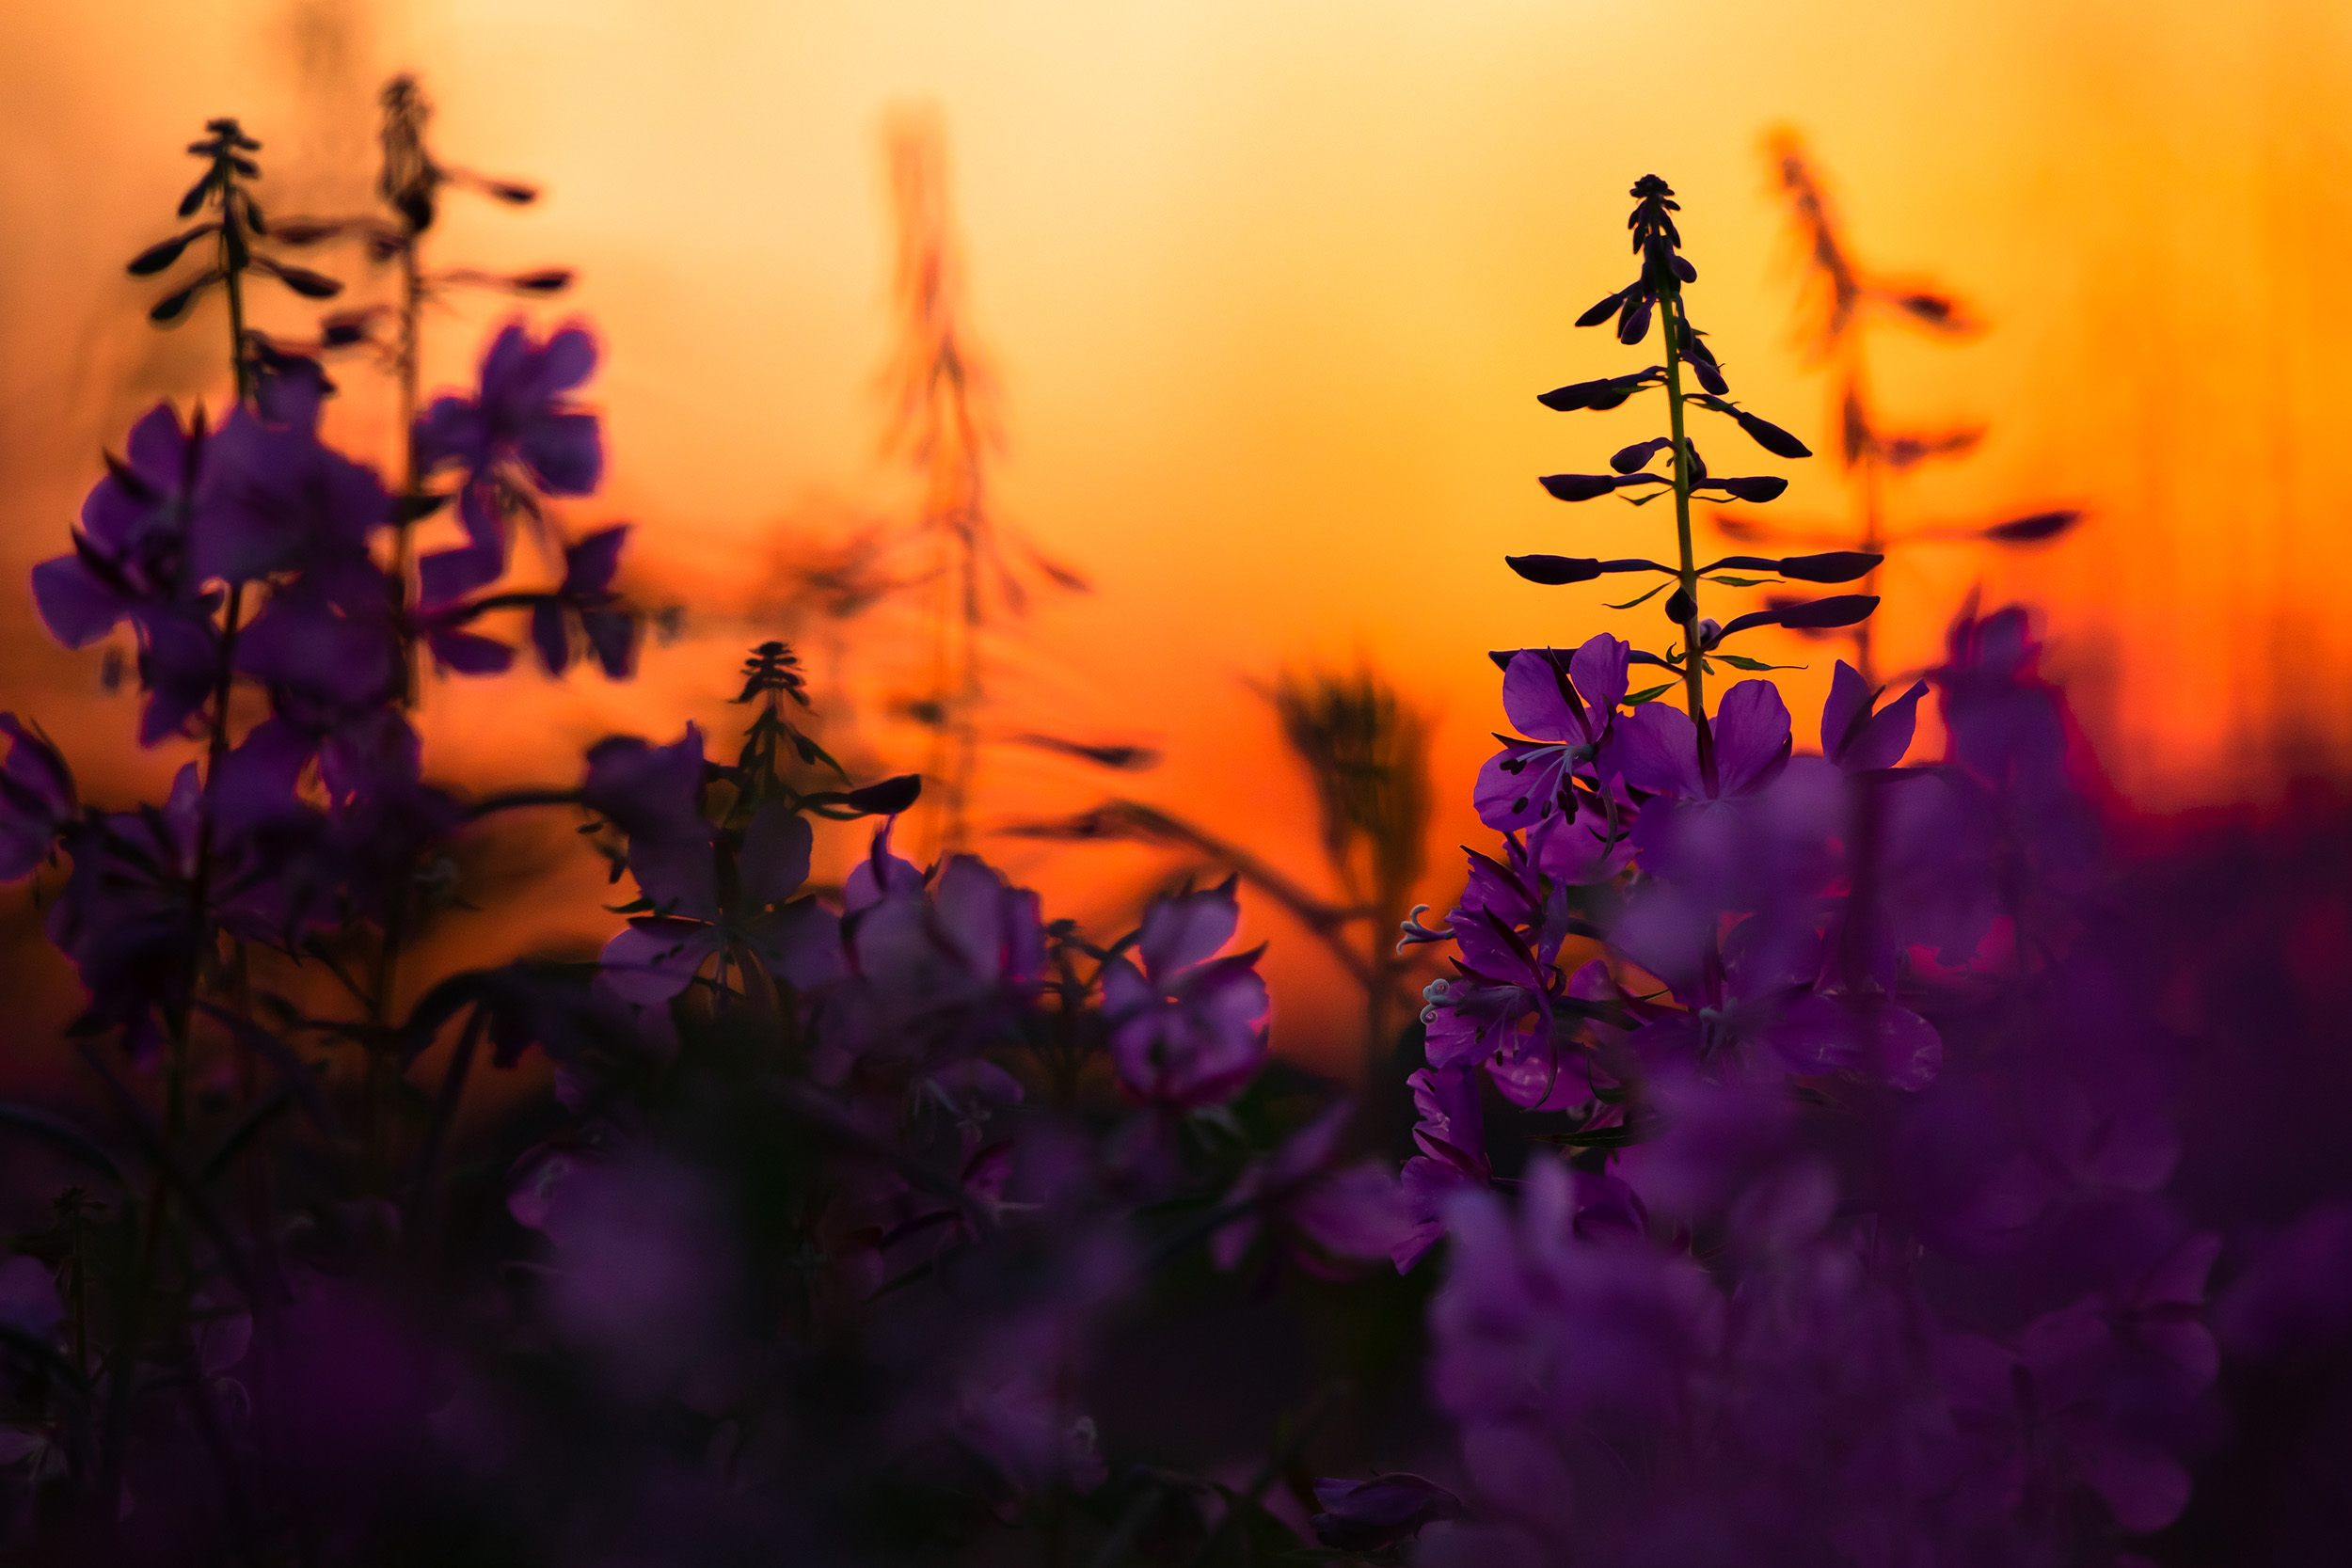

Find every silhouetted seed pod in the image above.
[230,156,260,179]
[1671,255,1696,283]
[1734,410,1812,459]
[126,229,208,277]
[488,181,539,204]
[1775,551,1883,582]
[1505,555,1605,585]
[1575,288,1629,328]
[1983,509,2083,544]
[148,272,221,324]
[178,170,219,218]
[1611,438,1672,475]
[270,263,343,299]
[1710,476,1788,503]
[1691,356,1728,395]
[1617,294,1654,346]
[1682,442,1708,482]
[1539,474,1623,503]
[508,269,574,293]
[1664,588,1695,625]
[843,775,923,815]
[1774,594,1879,629]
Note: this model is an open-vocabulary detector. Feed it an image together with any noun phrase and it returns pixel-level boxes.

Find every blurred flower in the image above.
[1101,881,1269,1107]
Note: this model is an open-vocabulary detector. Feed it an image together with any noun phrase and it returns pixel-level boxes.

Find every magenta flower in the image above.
[530,525,637,677]
[1613,677,1793,804]
[1395,1066,1489,1271]
[1820,658,1927,772]
[600,802,837,1005]
[581,726,716,913]
[1101,880,1269,1107]
[1309,1474,1465,1552]
[1473,635,1635,880]
[1210,1102,1406,1276]
[0,716,75,881]
[416,320,603,603]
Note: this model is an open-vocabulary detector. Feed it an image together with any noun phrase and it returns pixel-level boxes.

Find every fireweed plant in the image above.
[7,110,2352,1564]
[1332,177,2219,1565]
[0,110,1406,1565]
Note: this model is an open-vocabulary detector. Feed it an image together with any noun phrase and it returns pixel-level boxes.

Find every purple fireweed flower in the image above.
[32,403,214,646]
[1211,1102,1407,1276]
[2217,1201,2352,1362]
[1421,904,1560,1072]
[1395,1065,1490,1272]
[531,525,636,677]
[416,320,603,603]
[1309,1473,1466,1552]
[235,575,405,716]
[1820,658,1928,773]
[192,407,389,586]
[1101,880,1270,1108]
[0,716,75,880]
[818,842,1046,1078]
[1613,677,1793,805]
[1432,1157,1723,1432]
[581,725,715,913]
[1938,1233,2217,1536]
[1474,637,1636,881]
[600,802,839,1005]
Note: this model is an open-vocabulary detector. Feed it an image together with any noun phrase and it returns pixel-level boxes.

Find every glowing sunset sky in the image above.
[4,0,2347,1062]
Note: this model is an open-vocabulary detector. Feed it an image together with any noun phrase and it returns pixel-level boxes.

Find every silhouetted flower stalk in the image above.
[881,108,1085,855]
[1723,132,2083,684]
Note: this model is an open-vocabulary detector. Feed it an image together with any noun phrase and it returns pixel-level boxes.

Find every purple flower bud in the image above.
[1310,1474,1465,1552]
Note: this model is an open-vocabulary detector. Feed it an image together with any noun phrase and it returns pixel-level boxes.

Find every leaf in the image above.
[1604,582,1669,610]
[1703,575,1772,587]
[508,268,574,293]
[1505,554,1603,586]
[0,1103,124,1183]
[1714,653,1802,672]
[1623,682,1676,705]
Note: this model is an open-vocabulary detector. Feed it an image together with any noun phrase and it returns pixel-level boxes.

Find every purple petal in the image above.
[1820,659,1870,760]
[1136,883,1241,980]
[1500,652,1581,740]
[1845,680,1928,772]
[1710,680,1792,796]
[414,396,487,473]
[562,526,628,595]
[519,411,603,496]
[530,325,598,401]
[1611,702,1705,799]
[426,626,513,676]
[531,601,570,675]
[419,544,502,609]
[31,557,133,648]
[598,918,718,1005]
[1567,632,1629,715]
[738,803,813,908]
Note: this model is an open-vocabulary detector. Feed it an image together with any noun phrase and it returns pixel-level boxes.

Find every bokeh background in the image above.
[4,0,2348,1069]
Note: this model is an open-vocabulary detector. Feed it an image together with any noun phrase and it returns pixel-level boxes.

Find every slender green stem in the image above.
[1658,281,1713,782]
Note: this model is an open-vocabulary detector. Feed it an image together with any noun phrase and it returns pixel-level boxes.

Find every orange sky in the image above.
[4,0,2350,1066]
